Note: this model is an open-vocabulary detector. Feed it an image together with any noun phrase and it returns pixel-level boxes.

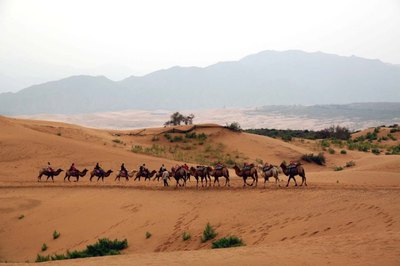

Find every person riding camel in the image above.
[215,161,223,170]
[159,164,166,174]
[140,164,148,175]
[94,163,105,175]
[120,163,127,176]
[47,162,54,173]
[183,163,189,171]
[69,163,77,173]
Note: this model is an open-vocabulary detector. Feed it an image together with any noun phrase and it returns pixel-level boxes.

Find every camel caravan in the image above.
[37,161,307,188]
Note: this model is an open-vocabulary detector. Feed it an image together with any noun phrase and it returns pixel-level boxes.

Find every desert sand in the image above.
[0,116,399,265]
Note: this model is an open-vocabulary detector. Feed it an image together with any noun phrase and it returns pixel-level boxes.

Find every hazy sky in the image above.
[0,0,399,92]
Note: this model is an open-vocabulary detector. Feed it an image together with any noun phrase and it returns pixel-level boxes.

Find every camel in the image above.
[38,168,63,182]
[134,170,157,181]
[171,167,190,187]
[233,164,258,187]
[115,170,138,181]
[89,169,113,182]
[280,162,307,187]
[258,164,280,187]
[209,166,230,187]
[189,166,211,187]
[64,168,88,182]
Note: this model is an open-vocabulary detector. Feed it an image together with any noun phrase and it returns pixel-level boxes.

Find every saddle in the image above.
[263,165,272,172]
[69,169,78,175]
[243,165,252,171]
[197,165,205,170]
[215,165,223,170]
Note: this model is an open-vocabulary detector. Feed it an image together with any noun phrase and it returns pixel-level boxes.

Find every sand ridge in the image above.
[0,116,399,265]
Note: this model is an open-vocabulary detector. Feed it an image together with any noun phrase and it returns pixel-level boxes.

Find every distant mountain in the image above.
[1,50,400,115]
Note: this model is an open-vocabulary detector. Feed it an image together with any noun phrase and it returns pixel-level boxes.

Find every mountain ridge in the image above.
[1,50,399,115]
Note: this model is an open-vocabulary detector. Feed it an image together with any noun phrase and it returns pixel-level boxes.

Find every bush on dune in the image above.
[212,236,244,249]
[35,238,128,262]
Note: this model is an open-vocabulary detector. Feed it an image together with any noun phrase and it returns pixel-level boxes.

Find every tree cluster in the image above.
[164,112,195,126]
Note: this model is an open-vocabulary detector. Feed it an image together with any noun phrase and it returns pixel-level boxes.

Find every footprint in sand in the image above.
[324,227,331,231]
[310,230,319,236]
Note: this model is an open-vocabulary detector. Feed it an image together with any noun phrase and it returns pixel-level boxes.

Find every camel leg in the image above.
[286,177,291,187]
[225,177,230,187]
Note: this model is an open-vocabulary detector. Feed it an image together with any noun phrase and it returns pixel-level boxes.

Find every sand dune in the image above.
[0,116,399,265]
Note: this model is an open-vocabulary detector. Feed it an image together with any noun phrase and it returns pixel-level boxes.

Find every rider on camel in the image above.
[95,163,105,175]
[69,163,77,173]
[47,162,54,173]
[120,163,127,175]
[215,161,223,170]
[159,164,166,174]
[140,164,148,175]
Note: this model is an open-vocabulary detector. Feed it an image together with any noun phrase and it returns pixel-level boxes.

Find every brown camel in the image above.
[115,170,138,181]
[233,164,258,187]
[189,166,211,187]
[209,166,230,187]
[280,162,307,187]
[89,169,113,182]
[38,168,63,182]
[64,168,88,182]
[134,170,157,181]
[171,167,190,187]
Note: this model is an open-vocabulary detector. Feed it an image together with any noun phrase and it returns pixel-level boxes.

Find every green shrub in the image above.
[387,144,400,155]
[53,230,60,240]
[301,153,326,165]
[390,128,400,133]
[340,150,347,154]
[334,166,343,171]
[35,238,128,262]
[201,223,217,242]
[41,243,48,252]
[211,236,244,249]
[112,139,122,144]
[387,133,397,141]
[226,122,242,132]
[371,148,380,155]
[281,134,292,142]
[328,148,335,154]
[182,232,191,241]
[164,133,172,141]
[345,161,356,168]
[185,132,197,139]
[145,232,152,239]
[173,136,183,142]
[197,133,208,141]
[321,139,330,148]
[36,254,50,262]
[131,145,143,153]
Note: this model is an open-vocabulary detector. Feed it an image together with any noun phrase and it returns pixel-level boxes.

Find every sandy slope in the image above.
[0,116,399,265]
